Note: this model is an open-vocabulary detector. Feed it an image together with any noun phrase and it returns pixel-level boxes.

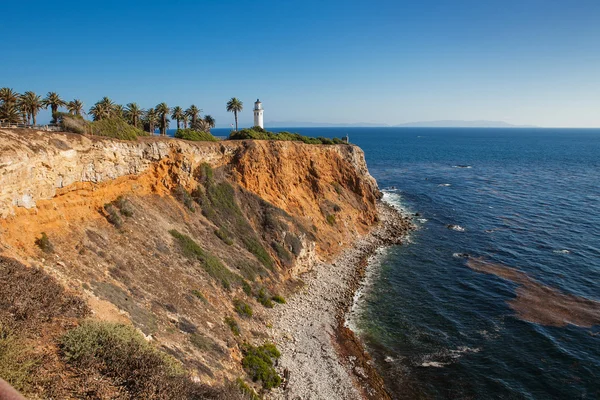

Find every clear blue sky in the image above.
[1,0,599,127]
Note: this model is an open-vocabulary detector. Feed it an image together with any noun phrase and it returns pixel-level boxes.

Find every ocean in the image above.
[255,127,600,400]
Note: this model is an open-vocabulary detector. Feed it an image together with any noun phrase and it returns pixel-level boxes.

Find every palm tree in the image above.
[226,97,243,131]
[144,108,159,134]
[125,103,144,128]
[67,99,84,116]
[171,106,185,130]
[89,97,116,121]
[204,115,215,132]
[19,91,44,125]
[182,113,189,129]
[114,104,125,119]
[0,103,22,124]
[0,88,20,105]
[185,105,201,128]
[155,103,170,135]
[43,92,66,122]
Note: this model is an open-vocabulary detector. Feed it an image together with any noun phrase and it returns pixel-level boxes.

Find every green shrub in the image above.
[225,316,240,336]
[222,279,231,291]
[0,324,37,392]
[257,288,274,308]
[195,162,214,184]
[61,321,184,396]
[214,228,233,245]
[271,295,286,304]
[242,236,274,271]
[326,214,336,225]
[191,289,207,304]
[91,117,146,140]
[173,185,195,211]
[233,299,253,318]
[241,343,281,390]
[104,204,123,227]
[35,232,54,253]
[174,128,218,142]
[229,128,347,145]
[169,230,239,287]
[114,196,134,217]
[242,280,252,296]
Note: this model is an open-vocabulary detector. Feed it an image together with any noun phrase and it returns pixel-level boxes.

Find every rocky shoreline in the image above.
[268,201,414,400]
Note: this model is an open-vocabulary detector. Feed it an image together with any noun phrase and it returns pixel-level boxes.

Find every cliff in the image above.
[0,128,381,398]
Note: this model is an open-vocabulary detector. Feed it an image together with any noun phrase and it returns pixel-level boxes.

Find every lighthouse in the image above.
[253,99,264,129]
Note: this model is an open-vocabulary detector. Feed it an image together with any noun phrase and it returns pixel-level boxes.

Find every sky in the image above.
[1,0,599,128]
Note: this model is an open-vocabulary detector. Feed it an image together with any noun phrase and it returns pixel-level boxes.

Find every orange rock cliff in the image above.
[0,128,382,397]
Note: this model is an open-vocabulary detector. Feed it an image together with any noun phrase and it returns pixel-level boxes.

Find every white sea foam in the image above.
[438,183,451,187]
[449,346,480,358]
[553,249,571,254]
[381,190,408,213]
[418,218,428,224]
[453,253,469,258]
[448,225,465,232]
[421,361,446,368]
[453,165,473,169]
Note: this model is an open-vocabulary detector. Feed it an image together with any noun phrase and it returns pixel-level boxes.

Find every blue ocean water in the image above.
[274,128,600,399]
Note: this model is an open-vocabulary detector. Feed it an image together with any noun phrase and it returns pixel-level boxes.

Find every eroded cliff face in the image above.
[0,128,380,398]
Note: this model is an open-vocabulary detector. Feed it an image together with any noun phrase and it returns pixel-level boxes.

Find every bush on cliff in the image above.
[61,320,245,399]
[58,113,91,134]
[91,117,148,140]
[0,323,37,393]
[35,232,54,253]
[174,128,218,142]
[233,299,253,318]
[169,229,240,288]
[241,343,282,390]
[229,126,347,144]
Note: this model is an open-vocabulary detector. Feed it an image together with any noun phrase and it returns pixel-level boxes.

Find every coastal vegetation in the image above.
[60,320,244,399]
[0,87,218,140]
[34,232,54,253]
[174,128,218,142]
[229,125,348,144]
[233,299,254,318]
[241,343,282,390]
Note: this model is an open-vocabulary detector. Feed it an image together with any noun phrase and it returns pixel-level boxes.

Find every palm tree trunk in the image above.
[33,112,37,126]
[177,119,180,130]
[234,111,238,131]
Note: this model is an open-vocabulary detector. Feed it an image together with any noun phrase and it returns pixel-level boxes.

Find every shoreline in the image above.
[268,201,414,399]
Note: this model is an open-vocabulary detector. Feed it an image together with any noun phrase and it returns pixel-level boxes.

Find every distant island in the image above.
[394,120,536,128]
[265,120,536,128]
[265,121,387,128]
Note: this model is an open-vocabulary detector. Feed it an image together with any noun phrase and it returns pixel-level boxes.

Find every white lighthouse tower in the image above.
[253,99,264,129]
